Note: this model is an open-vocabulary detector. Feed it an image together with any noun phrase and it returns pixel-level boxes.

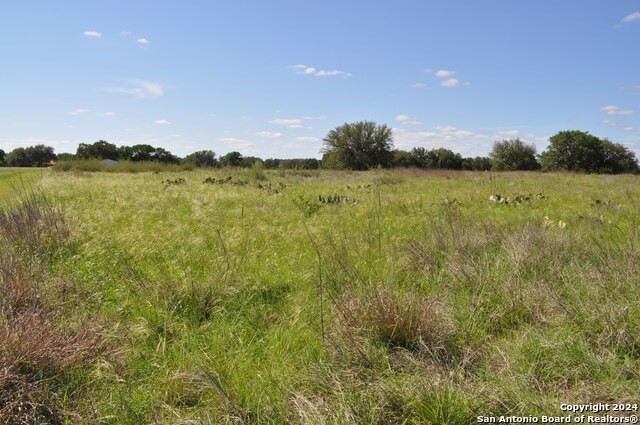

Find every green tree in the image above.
[540,130,604,172]
[392,149,414,167]
[490,138,539,171]
[426,148,463,169]
[600,139,639,174]
[118,144,156,162]
[220,151,243,167]
[184,150,218,167]
[410,147,429,168]
[6,145,56,167]
[152,147,181,164]
[77,140,119,160]
[0,149,5,166]
[321,121,394,170]
[462,156,492,171]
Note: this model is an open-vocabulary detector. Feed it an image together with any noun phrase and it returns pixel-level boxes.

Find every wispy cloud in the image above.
[622,11,640,23]
[290,64,351,78]
[303,116,327,120]
[155,119,170,125]
[69,108,89,115]
[601,105,633,116]
[497,130,520,136]
[412,82,427,89]
[270,118,303,126]
[104,79,164,99]
[83,31,101,38]
[137,38,150,45]
[395,115,422,126]
[435,70,455,78]
[220,137,254,153]
[441,78,460,88]
[295,136,320,142]
[98,112,116,117]
[256,131,283,139]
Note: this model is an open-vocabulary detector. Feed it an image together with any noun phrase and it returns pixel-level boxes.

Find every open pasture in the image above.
[3,169,639,423]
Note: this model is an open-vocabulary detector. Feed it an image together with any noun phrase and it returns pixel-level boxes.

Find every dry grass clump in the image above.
[0,191,105,423]
[338,288,457,361]
[0,191,70,258]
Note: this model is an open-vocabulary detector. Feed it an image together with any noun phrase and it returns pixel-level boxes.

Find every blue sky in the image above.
[1,1,639,159]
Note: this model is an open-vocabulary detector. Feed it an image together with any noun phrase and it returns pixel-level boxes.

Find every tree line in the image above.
[1,123,637,173]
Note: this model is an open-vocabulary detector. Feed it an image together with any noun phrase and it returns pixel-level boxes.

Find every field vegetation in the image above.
[1,167,638,423]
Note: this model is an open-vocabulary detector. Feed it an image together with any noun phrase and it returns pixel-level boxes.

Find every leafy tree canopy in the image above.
[490,138,539,171]
[322,121,394,170]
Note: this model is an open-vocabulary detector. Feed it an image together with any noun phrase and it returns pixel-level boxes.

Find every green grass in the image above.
[0,168,44,202]
[4,169,639,423]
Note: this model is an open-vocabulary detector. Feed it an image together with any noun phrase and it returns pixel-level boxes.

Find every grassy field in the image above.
[0,168,45,202]
[2,168,639,423]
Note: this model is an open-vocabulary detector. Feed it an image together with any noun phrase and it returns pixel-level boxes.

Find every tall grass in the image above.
[0,190,107,423]
[53,158,195,173]
[28,169,640,423]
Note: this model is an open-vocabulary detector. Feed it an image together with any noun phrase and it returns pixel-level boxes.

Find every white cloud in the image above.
[287,124,309,129]
[155,119,170,125]
[497,130,520,136]
[137,38,150,45]
[104,79,164,99]
[69,108,89,115]
[412,82,427,89]
[121,31,132,36]
[622,11,640,23]
[441,78,460,88]
[83,31,101,38]
[303,115,327,120]
[270,118,303,126]
[623,126,639,131]
[395,115,422,126]
[98,112,116,117]
[295,136,320,142]
[601,105,633,116]
[256,131,283,139]
[435,70,455,78]
[290,64,351,78]
[220,137,254,153]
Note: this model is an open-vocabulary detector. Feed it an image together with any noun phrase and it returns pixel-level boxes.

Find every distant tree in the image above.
[118,144,156,162]
[77,140,118,160]
[540,130,604,172]
[240,156,262,168]
[278,158,320,169]
[263,158,281,169]
[152,147,181,164]
[320,151,345,169]
[6,148,30,167]
[321,121,394,170]
[490,138,539,171]
[462,156,492,171]
[56,152,76,161]
[0,149,5,166]
[426,148,463,169]
[184,150,218,167]
[392,149,414,167]
[6,145,56,167]
[410,147,430,168]
[600,139,639,174]
[220,151,243,167]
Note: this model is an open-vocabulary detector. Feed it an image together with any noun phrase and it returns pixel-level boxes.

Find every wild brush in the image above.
[0,190,105,422]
